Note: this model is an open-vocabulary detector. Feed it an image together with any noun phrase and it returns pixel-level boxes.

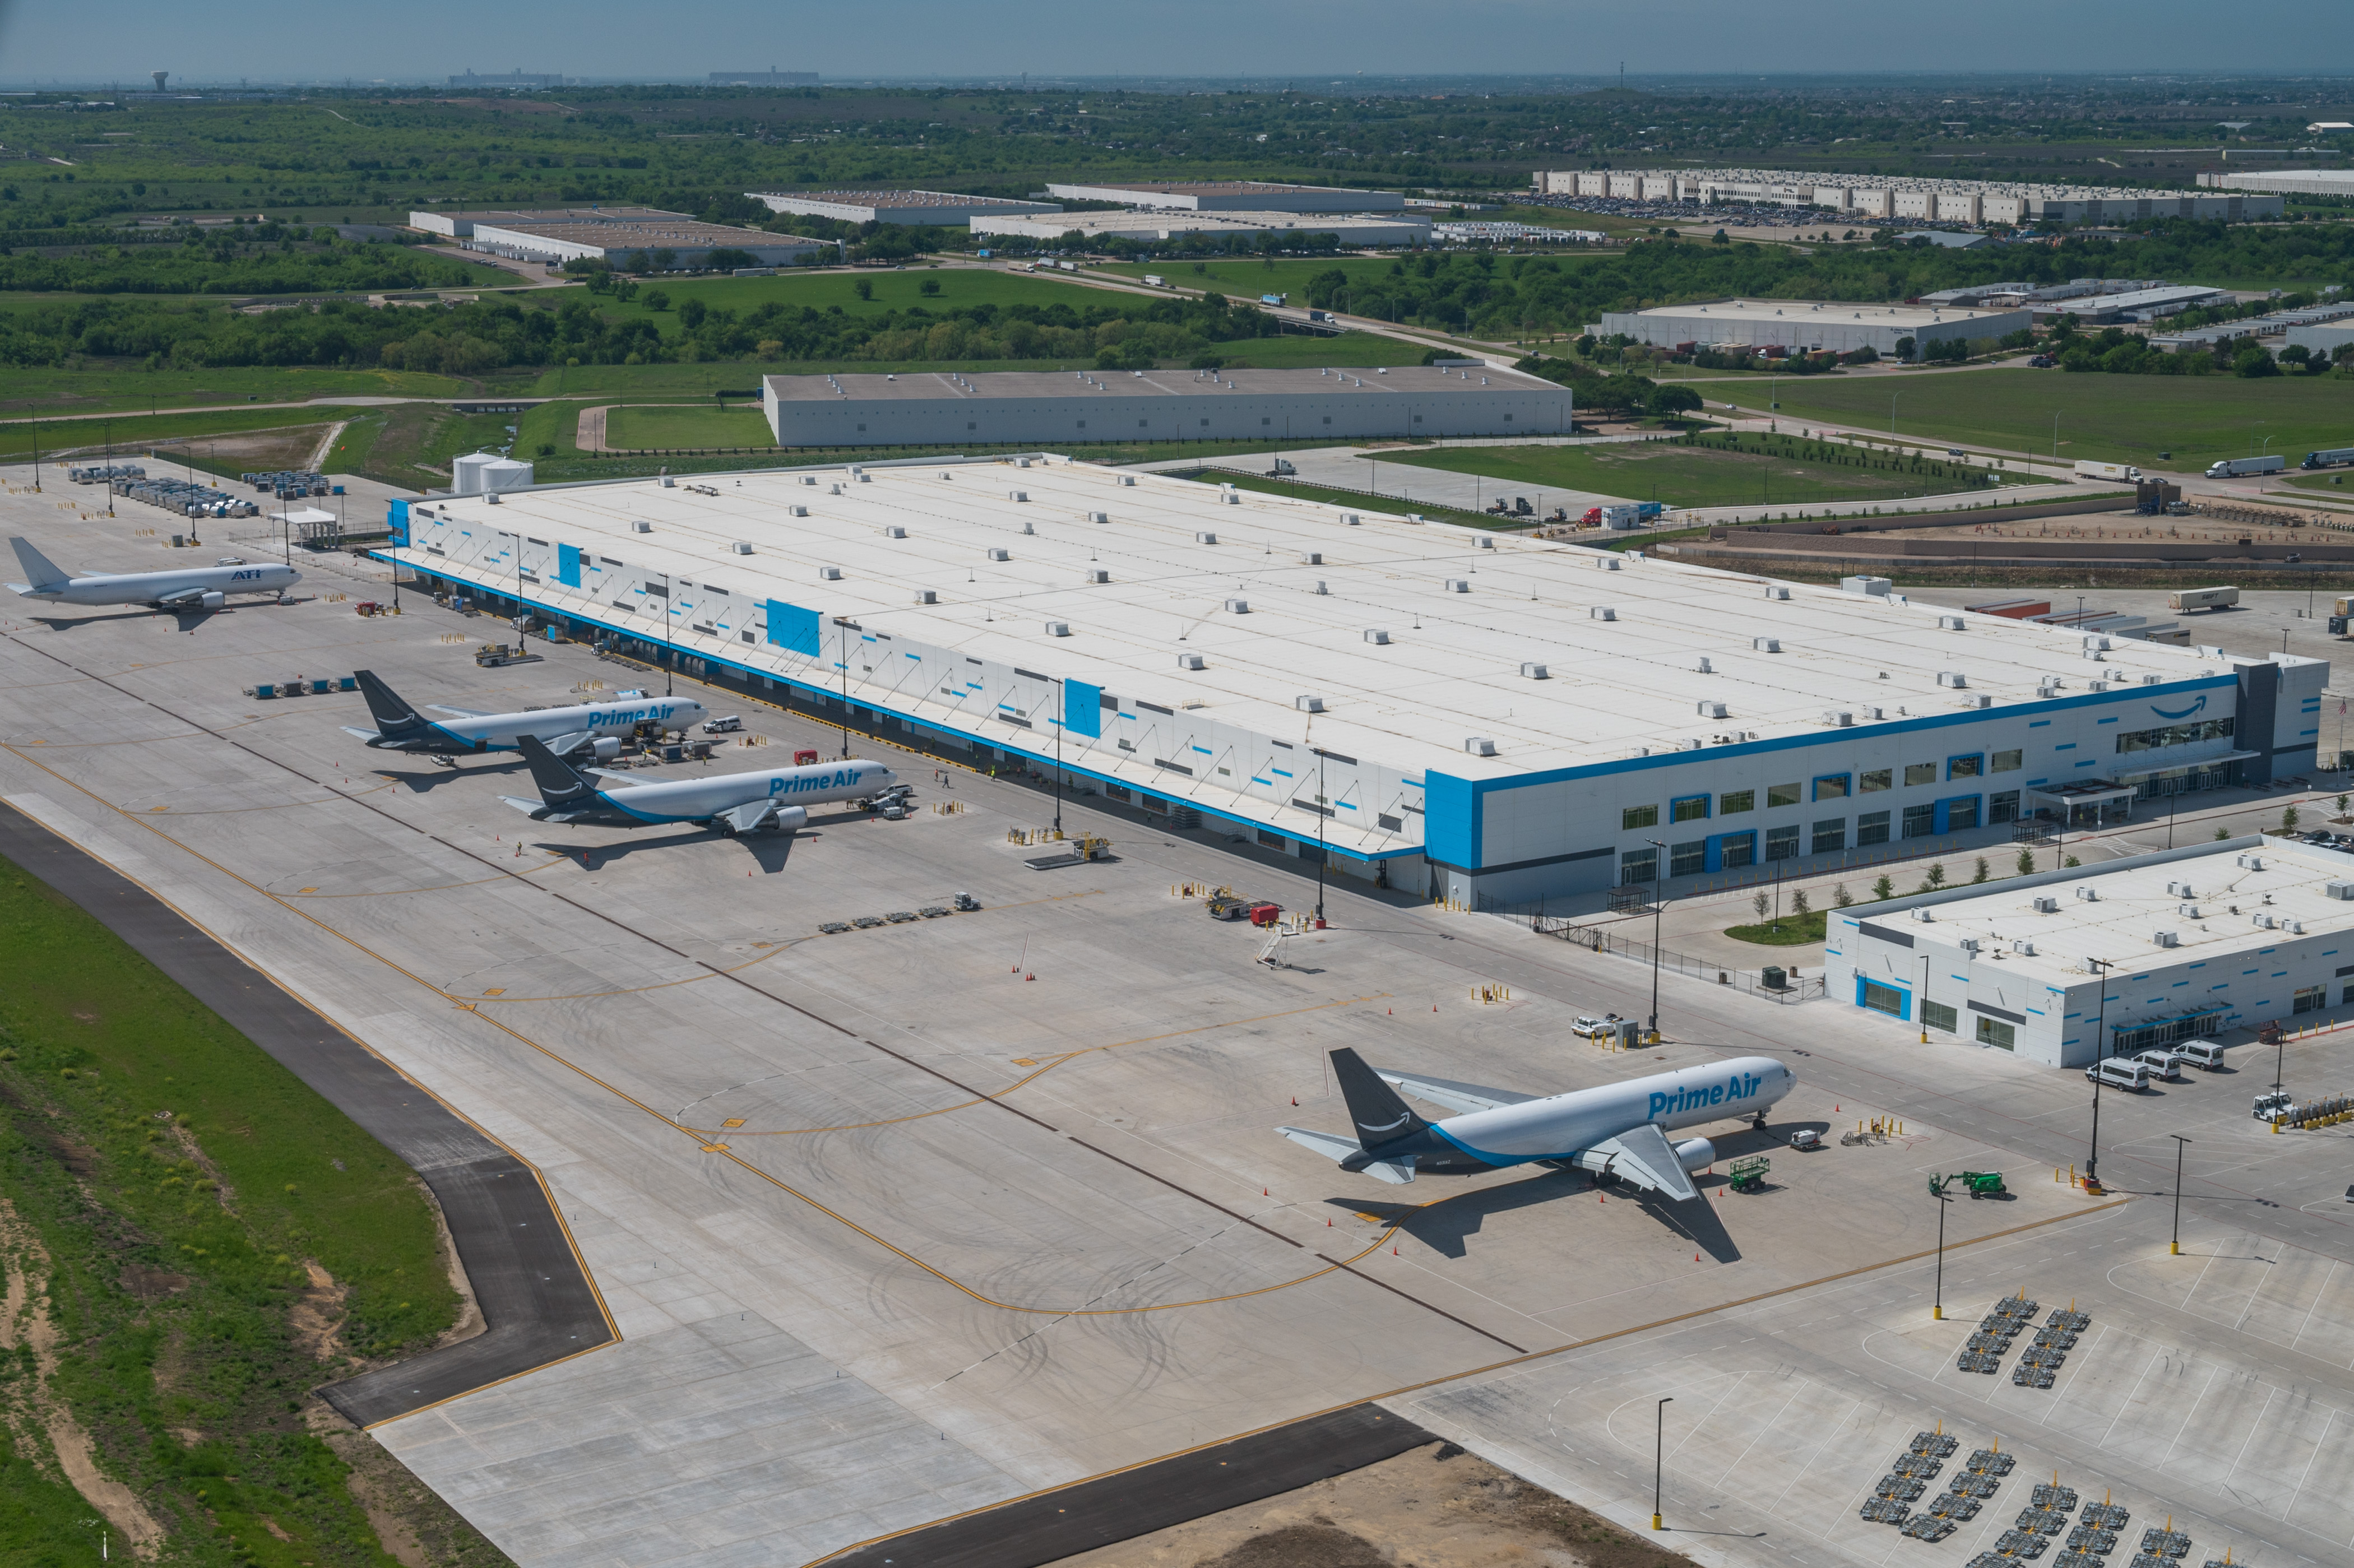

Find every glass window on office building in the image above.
[1812,818,1846,854]
[1857,810,1891,846]
[1814,774,1850,801]
[1620,846,1658,885]
[1990,790,2021,824]
[1670,795,1710,823]
[2293,984,2327,1015]
[1904,762,1936,787]
[1946,796,1980,831]
[1949,754,1984,780]
[1624,804,1660,831]
[1922,1001,1957,1033]
[1992,749,2023,773]
[1720,788,1755,814]
[1903,803,1937,838]
[1976,1016,2016,1050]
[1766,824,1800,860]
[1860,768,1893,792]
[1671,840,1706,878]
[1767,781,1801,808]
[1860,980,1906,1017]
[1720,833,1755,869]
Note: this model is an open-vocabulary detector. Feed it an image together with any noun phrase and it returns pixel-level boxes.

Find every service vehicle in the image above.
[2086,1057,2151,1092]
[1268,459,1298,477]
[703,715,744,734]
[2301,446,2354,469]
[2205,456,2287,478]
[952,891,981,911]
[2132,1049,2184,1082]
[2253,1089,2295,1121]
[1789,1128,1825,1151]
[2074,460,2143,483]
[877,801,909,820]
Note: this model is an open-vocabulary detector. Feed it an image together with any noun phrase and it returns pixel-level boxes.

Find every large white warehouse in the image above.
[1598,298,2029,358]
[1046,180,1406,214]
[759,367,1570,448]
[378,459,2325,908]
[1535,168,2283,224]
[1829,838,2350,1067]
[745,189,1063,226]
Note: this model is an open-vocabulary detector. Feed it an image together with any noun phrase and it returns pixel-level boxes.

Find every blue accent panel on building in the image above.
[556,543,582,588]
[1424,771,1478,867]
[765,600,821,657]
[1064,680,1102,738]
[387,498,409,545]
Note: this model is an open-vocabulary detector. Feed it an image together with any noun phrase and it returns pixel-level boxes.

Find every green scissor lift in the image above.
[1728,1154,1770,1193]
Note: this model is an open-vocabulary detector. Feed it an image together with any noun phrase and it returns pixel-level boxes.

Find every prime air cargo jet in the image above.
[1278,1049,1795,1201]
[342,669,706,759]
[8,535,299,611]
[502,732,895,836]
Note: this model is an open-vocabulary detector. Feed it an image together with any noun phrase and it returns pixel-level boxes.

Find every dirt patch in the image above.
[0,1197,168,1557]
[119,1264,191,1300]
[289,1260,348,1363]
[169,1124,238,1213]
[1050,1441,1693,1568]
[322,1427,514,1568]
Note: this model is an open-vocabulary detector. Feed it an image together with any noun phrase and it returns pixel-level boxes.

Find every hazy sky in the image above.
[4,0,2353,85]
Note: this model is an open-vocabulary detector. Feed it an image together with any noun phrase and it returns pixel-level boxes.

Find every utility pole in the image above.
[2085,957,2112,1193]
[1645,838,1668,1041]
[1932,1186,1949,1319]
[1652,1397,1672,1530]
[2169,1133,2192,1255]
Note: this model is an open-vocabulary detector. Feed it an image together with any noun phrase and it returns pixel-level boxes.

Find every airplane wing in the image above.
[1276,1126,1414,1184]
[155,586,212,606]
[718,798,779,834]
[3,583,34,595]
[497,795,553,817]
[581,767,636,783]
[1572,1121,1700,1203]
[339,725,386,743]
[425,704,494,718]
[1377,1070,1539,1118]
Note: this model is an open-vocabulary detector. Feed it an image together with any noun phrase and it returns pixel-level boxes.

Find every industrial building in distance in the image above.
[759,365,1568,448]
[1831,837,2343,1067]
[709,68,818,85]
[1046,179,1407,214]
[747,189,1063,226]
[1918,278,2232,323]
[2199,169,2354,198]
[407,206,830,269]
[1598,298,2029,358]
[1535,168,2283,224]
[447,68,563,89]
[971,208,1430,246]
[379,460,2320,909]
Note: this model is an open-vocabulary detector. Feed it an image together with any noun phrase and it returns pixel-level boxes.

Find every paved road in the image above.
[0,797,617,1428]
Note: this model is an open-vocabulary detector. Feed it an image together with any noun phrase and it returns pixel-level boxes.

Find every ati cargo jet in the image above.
[341,669,706,760]
[8,536,299,611]
[1278,1048,1794,1201]
[501,732,895,836]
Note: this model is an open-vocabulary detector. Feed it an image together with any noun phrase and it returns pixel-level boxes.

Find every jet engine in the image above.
[1672,1136,1717,1174]
[590,735,622,763]
[771,805,809,832]
[197,591,224,610]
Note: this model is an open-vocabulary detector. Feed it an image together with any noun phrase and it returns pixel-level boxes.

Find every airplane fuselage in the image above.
[1374,1056,1795,1175]
[11,563,300,607]
[363,696,707,754]
[557,758,894,827]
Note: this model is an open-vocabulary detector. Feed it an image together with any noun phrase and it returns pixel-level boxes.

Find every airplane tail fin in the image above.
[516,734,599,811]
[8,537,68,591]
[1329,1047,1431,1149]
[352,669,430,739]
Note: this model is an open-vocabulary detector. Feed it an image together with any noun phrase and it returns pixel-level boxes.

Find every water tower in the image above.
[152,70,169,93]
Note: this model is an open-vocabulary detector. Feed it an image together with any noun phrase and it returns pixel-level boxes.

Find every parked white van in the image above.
[2133,1049,2185,1082]
[2176,1040,2228,1070]
[2086,1057,2151,1092]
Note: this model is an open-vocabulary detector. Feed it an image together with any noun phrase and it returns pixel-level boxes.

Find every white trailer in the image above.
[2074,460,2142,483]
[2206,456,2287,478]
[2169,586,2240,612]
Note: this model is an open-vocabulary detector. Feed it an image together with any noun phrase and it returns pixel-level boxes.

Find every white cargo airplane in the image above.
[342,669,706,760]
[1278,1048,1794,1201]
[502,732,895,836]
[8,535,299,611]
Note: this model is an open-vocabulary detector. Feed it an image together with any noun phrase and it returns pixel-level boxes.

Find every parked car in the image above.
[1571,1015,1619,1040]
[703,715,744,734]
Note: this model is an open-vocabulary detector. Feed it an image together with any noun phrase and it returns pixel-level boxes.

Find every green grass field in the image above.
[0,858,488,1566]
[1380,432,2039,511]
[603,405,776,449]
[1715,367,2354,474]
[0,407,344,465]
[0,366,474,419]
[588,265,1101,331]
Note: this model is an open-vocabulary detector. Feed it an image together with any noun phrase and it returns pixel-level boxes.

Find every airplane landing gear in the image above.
[1751,1111,1768,1134]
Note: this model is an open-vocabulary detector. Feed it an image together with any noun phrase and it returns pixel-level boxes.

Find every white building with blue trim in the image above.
[375,457,2324,906]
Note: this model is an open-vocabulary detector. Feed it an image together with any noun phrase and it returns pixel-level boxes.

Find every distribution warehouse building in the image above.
[971,210,1431,245]
[758,366,1569,448]
[1045,179,1407,213]
[1535,168,2282,224]
[746,189,1064,225]
[1598,298,2030,358]
[377,459,2325,907]
[407,206,828,268]
[1828,838,2352,1067]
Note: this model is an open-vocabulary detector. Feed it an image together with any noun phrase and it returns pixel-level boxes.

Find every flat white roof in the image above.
[762,365,1541,405]
[1856,842,2354,990]
[974,210,1428,238]
[403,458,2244,782]
[1624,298,2021,330]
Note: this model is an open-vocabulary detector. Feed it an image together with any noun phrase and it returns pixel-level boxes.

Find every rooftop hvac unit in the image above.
[1764,585,1791,601]
[912,589,937,605]
[1754,637,1781,653]
[731,541,754,555]
[2254,912,2276,929]
[1176,652,1205,670]
[1675,737,1702,751]
[2178,903,2202,918]
[1301,551,1322,565]
[789,505,809,517]
[1822,709,1854,727]
[2012,939,2036,955]
[800,475,818,486]
[1020,520,1035,535]
[1856,703,1886,721]
[630,520,652,534]
[1695,656,1713,673]
[1365,629,1392,644]
[1936,671,1968,688]
[987,547,1009,560]
[1221,492,1241,505]
[1521,662,1550,680]
[1008,490,1029,503]
[2074,885,2098,901]
[1088,511,1109,523]
[1224,598,1250,614]
[1044,621,1071,637]
[1841,575,1892,596]
[2141,673,2163,685]
[1118,474,1136,486]
[1938,614,1966,630]
[2236,853,2264,871]
[2032,896,2059,913]
[1464,736,1498,757]
[1698,699,1729,718]
[2167,880,2195,897]
[1015,457,1032,469]
[1957,937,1980,954]
[1196,531,1218,545]
[1295,695,1325,712]
[1085,568,1109,583]
[1340,512,1361,526]
[1592,606,1618,621]
[819,565,842,580]
[2083,634,2112,650]
[2327,878,2354,899]
[2153,930,2179,948]
[847,465,864,476]
[882,526,907,539]
[1596,556,1622,571]
[855,472,872,484]
[1964,694,1992,708]
[2037,680,2060,697]
[1445,578,1470,592]
[1477,536,1496,550]
[1910,907,1934,922]
[2284,917,2306,934]
[1313,580,1329,595]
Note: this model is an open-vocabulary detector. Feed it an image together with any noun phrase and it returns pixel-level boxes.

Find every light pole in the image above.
[1645,838,1667,1041]
[1313,745,1331,925]
[2169,1133,2192,1255]
[661,571,674,696]
[1889,392,1899,440]
[835,618,852,758]
[1652,1397,1673,1531]
[1932,1185,1950,1319]
[2085,957,2112,1193]
[1053,676,1064,833]
[2052,411,2061,465]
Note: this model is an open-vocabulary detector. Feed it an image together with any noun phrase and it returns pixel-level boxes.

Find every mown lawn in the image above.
[0,365,475,419]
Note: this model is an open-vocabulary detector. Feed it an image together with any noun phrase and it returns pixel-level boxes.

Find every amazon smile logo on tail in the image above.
[1356,1111,1413,1134]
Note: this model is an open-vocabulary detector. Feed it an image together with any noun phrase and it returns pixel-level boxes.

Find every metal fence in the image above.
[1498,908,1827,1004]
